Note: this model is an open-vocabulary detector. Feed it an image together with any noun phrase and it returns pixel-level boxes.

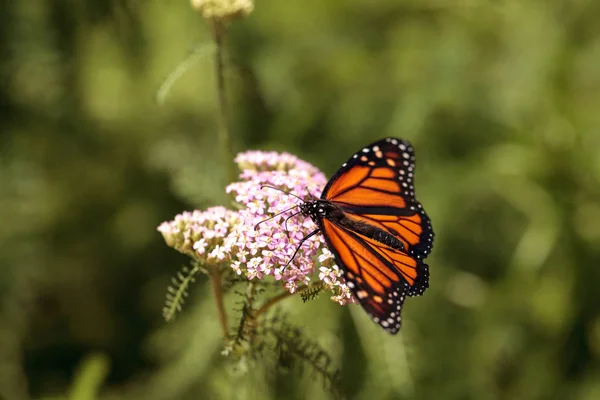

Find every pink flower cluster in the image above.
[157,207,241,262]
[158,150,355,305]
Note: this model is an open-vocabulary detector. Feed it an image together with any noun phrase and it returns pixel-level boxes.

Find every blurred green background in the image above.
[2,0,600,399]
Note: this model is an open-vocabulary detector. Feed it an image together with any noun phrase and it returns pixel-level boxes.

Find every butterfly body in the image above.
[300,201,406,251]
[300,137,434,334]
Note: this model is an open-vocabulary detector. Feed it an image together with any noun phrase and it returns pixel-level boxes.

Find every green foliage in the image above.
[163,264,201,322]
[259,312,342,398]
[228,282,263,348]
[67,353,110,400]
[226,284,343,399]
[299,281,325,303]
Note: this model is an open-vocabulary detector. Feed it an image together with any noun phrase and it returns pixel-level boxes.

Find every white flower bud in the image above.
[191,0,254,20]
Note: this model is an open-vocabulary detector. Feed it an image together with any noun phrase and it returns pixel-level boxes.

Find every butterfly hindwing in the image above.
[320,219,428,334]
[321,138,434,260]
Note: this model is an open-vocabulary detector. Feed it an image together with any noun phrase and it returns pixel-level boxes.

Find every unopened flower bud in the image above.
[191,0,254,21]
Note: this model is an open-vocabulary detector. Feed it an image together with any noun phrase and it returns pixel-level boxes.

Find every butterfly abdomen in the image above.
[342,219,405,251]
[370,228,405,250]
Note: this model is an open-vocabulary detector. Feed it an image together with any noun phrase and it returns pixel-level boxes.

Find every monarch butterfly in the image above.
[299,137,434,334]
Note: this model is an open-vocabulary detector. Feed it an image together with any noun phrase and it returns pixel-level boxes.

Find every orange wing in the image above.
[321,219,429,334]
[322,138,434,260]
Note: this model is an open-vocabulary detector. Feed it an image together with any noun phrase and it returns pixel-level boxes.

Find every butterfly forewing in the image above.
[321,138,434,260]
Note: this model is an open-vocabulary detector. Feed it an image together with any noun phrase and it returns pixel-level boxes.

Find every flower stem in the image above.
[210,268,229,337]
[253,285,307,319]
[207,18,233,340]
[210,19,235,184]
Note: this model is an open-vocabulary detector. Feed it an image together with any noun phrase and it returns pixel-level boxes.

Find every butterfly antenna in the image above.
[254,204,299,231]
[261,185,305,202]
[305,186,318,200]
[281,229,320,272]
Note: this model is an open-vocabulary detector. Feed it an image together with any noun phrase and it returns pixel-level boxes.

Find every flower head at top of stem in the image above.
[191,0,254,21]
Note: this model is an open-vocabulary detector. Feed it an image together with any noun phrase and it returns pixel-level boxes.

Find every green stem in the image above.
[210,268,229,337]
[207,18,234,340]
[210,19,235,184]
[253,285,308,319]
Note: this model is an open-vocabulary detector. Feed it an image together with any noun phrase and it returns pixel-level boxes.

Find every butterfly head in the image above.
[299,199,342,222]
[300,200,325,220]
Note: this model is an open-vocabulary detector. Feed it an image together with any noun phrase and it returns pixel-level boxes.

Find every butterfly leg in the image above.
[283,210,303,238]
[282,228,320,272]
